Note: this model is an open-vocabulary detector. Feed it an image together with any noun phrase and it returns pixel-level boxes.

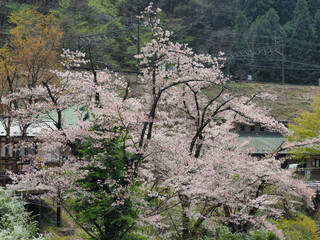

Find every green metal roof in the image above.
[238,132,286,154]
[41,107,90,126]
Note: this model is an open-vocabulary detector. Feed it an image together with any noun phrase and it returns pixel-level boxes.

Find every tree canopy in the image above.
[0,0,319,85]
[287,95,320,159]
[4,4,315,240]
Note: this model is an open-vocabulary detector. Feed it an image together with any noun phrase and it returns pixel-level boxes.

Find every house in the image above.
[0,106,91,186]
[236,122,287,158]
[0,120,59,186]
[237,122,320,186]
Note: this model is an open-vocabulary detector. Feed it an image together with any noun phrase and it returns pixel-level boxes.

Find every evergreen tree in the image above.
[314,10,320,41]
[285,0,316,84]
[250,8,285,42]
[307,0,320,17]
[233,11,249,49]
[291,0,315,41]
[244,0,274,22]
[69,131,144,240]
[155,0,214,53]
[230,11,250,80]
[247,9,285,83]
[57,0,141,72]
[272,0,296,25]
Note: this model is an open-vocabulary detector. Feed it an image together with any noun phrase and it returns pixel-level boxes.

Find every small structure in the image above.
[236,122,286,158]
[237,122,320,184]
[0,120,57,186]
[295,157,320,182]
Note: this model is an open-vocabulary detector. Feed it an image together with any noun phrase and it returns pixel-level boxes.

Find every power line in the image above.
[227,46,280,58]
[231,62,320,71]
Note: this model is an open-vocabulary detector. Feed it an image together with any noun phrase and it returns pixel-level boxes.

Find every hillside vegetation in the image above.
[204,81,320,122]
[0,0,320,85]
[127,72,320,122]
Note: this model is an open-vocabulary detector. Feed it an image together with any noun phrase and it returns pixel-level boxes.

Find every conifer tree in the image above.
[244,0,274,22]
[313,10,320,41]
[233,11,249,51]
[291,0,315,41]
[230,11,250,80]
[247,9,285,83]
[307,0,320,17]
[273,0,296,25]
[250,8,285,44]
[284,0,316,84]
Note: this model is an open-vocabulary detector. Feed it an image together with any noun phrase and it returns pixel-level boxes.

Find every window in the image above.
[315,159,320,168]
[240,125,245,131]
[260,127,265,132]
[250,126,255,131]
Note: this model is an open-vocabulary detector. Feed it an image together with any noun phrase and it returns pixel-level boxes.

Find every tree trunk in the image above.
[179,194,191,239]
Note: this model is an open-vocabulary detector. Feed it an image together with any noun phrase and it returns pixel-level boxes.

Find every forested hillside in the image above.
[0,0,319,84]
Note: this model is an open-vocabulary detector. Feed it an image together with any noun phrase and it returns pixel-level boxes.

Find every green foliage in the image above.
[291,0,315,41]
[314,10,320,40]
[235,11,249,35]
[307,0,320,17]
[0,188,44,240]
[216,228,280,240]
[233,0,320,85]
[287,95,320,159]
[45,228,72,240]
[275,213,317,240]
[231,8,285,82]
[250,9,285,39]
[56,0,143,71]
[232,11,249,52]
[0,0,319,85]
[272,0,296,25]
[244,0,275,22]
[68,126,142,240]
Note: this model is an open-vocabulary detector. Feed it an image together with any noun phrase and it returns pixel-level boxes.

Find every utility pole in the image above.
[275,40,285,85]
[281,43,285,85]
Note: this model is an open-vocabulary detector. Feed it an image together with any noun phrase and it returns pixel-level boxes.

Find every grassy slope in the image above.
[202,81,320,123]
[39,199,87,239]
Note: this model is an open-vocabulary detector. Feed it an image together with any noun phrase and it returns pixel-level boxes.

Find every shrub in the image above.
[0,188,44,240]
[275,213,317,240]
[217,227,280,240]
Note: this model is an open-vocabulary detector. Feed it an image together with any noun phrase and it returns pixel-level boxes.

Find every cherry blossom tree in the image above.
[5,3,315,240]
[130,4,313,239]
